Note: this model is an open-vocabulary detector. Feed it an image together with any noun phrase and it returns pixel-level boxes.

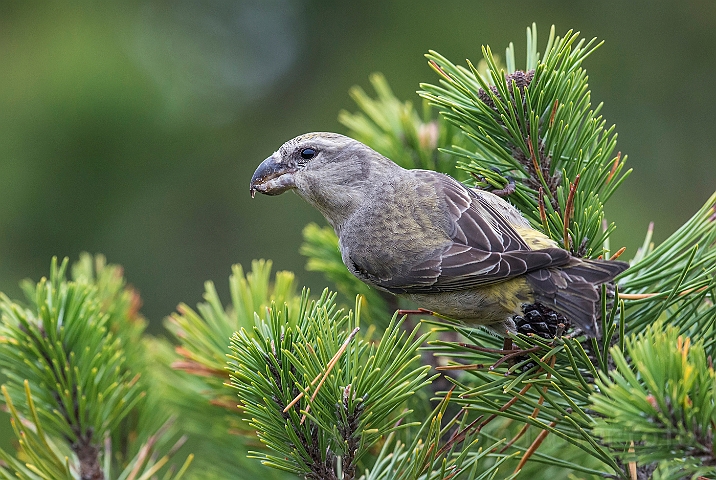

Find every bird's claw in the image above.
[490,178,517,197]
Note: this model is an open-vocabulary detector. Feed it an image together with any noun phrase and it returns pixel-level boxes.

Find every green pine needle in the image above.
[228,291,434,478]
[591,323,716,479]
[419,24,630,257]
[0,257,143,446]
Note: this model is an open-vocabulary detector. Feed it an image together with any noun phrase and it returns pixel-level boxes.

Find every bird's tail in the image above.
[525,258,629,336]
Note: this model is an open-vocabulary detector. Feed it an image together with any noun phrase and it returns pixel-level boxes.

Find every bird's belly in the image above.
[404,279,534,326]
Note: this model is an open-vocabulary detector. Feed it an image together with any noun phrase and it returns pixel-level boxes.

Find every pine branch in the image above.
[0,382,73,480]
[425,308,625,477]
[69,253,147,367]
[419,24,631,257]
[163,260,315,478]
[0,256,193,479]
[618,193,716,342]
[358,391,521,480]
[0,258,143,477]
[142,337,279,479]
[228,291,434,478]
[166,259,299,393]
[591,324,716,479]
[166,259,300,427]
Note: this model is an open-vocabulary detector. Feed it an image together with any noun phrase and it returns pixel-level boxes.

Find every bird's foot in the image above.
[470,167,517,197]
[490,178,517,197]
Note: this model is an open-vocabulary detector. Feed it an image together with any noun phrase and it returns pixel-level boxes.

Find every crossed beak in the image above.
[250,153,297,198]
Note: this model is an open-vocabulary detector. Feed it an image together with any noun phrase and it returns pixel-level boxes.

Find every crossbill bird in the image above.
[250,132,628,336]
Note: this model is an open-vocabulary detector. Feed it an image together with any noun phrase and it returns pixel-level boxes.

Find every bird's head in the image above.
[250,132,400,225]
[250,132,378,197]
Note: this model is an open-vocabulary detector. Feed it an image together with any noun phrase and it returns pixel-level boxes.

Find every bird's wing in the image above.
[370,172,571,294]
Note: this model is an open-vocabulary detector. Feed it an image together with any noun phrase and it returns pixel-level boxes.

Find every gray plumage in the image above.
[250,132,628,336]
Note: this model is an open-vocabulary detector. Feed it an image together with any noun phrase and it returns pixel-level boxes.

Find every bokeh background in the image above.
[2,0,715,324]
[0,0,715,454]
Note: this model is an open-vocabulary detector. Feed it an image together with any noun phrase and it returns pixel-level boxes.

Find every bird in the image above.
[250,132,629,337]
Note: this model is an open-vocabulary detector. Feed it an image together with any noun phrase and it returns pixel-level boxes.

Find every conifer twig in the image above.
[515,419,558,472]
[283,327,359,424]
[500,355,557,453]
[283,326,359,413]
[563,174,581,251]
[619,285,709,300]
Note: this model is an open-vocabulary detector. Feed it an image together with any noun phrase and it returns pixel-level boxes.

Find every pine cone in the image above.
[514,302,570,339]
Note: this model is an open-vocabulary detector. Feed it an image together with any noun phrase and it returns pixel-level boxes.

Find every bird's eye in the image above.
[300,148,316,160]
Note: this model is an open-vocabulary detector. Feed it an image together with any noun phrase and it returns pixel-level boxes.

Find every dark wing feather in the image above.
[374,172,570,294]
[438,174,528,252]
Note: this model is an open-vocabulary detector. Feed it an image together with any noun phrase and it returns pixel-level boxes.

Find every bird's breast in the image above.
[337,192,448,286]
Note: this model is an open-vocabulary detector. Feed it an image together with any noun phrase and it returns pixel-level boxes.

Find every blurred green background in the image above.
[1,0,715,324]
[0,0,715,470]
